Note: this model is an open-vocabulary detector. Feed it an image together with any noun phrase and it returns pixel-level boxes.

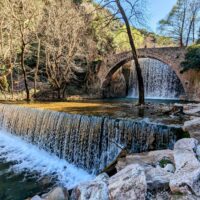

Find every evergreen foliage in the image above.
[181,44,200,72]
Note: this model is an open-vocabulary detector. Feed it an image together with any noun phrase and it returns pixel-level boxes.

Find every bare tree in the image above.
[6,0,43,101]
[33,36,41,96]
[0,0,17,94]
[44,0,90,98]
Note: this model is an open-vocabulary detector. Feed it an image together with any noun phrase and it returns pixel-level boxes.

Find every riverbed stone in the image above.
[174,138,198,152]
[170,138,200,196]
[145,166,172,191]
[71,173,109,200]
[43,187,69,200]
[31,196,42,200]
[183,117,200,141]
[116,150,174,172]
[196,145,200,160]
[108,164,147,200]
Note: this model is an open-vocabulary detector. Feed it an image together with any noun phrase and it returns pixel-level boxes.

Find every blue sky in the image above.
[96,0,177,33]
[148,0,176,32]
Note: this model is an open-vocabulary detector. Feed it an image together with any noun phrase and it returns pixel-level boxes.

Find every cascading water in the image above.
[0,130,93,188]
[0,104,184,175]
[129,58,185,99]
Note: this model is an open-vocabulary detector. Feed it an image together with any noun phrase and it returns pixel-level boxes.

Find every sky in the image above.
[95,0,177,33]
[148,0,177,33]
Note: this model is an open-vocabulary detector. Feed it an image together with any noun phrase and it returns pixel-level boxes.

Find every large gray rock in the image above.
[145,166,172,191]
[174,138,198,151]
[108,164,147,200]
[170,138,200,196]
[196,145,200,160]
[43,187,69,200]
[31,196,42,200]
[183,117,200,141]
[116,150,174,172]
[71,173,109,200]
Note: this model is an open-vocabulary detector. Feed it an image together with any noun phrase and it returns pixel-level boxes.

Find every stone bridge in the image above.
[97,47,198,100]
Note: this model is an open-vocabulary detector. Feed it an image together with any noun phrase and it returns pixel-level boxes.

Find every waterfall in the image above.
[0,130,93,189]
[129,58,185,99]
[0,104,184,174]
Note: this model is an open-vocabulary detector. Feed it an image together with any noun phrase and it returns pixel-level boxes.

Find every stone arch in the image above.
[100,47,188,96]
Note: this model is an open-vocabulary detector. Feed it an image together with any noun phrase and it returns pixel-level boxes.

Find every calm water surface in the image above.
[13,98,188,125]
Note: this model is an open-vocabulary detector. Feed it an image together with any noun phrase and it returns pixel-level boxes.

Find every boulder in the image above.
[43,187,69,200]
[196,145,200,160]
[31,196,42,200]
[71,173,109,200]
[116,150,174,172]
[183,117,200,141]
[145,166,172,191]
[170,138,200,196]
[174,138,198,152]
[108,164,147,200]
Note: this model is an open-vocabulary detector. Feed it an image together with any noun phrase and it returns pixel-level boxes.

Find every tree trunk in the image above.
[21,45,30,101]
[62,84,67,99]
[34,38,41,96]
[10,70,14,99]
[115,0,144,105]
[180,1,187,47]
[57,88,61,99]
[192,19,195,43]
[186,17,194,46]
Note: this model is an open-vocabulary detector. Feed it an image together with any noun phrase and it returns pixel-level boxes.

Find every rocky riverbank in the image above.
[29,137,200,200]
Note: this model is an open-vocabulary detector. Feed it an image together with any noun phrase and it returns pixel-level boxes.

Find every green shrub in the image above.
[181,44,200,73]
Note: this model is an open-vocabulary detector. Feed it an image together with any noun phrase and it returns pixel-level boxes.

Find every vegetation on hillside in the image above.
[181,44,200,72]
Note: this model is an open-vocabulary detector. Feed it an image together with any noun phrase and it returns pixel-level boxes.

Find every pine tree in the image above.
[158,0,200,47]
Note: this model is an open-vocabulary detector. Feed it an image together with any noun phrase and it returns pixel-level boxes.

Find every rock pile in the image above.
[29,138,200,200]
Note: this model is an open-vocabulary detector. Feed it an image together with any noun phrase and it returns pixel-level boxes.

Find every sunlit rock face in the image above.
[0,104,184,174]
[129,58,185,99]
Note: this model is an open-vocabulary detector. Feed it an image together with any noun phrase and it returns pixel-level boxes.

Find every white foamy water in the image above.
[0,129,94,189]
